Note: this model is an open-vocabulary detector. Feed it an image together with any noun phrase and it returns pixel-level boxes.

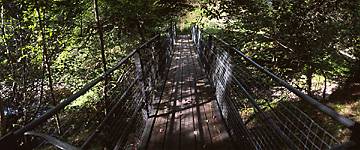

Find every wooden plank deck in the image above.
[145,35,234,150]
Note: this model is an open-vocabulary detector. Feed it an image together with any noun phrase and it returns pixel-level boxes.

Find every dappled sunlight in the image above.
[146,35,233,150]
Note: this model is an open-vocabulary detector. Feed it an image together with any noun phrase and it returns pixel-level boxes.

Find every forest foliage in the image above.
[0,0,190,136]
[0,0,359,141]
[201,0,360,100]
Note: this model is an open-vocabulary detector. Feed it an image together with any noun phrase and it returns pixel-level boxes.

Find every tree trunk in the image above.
[19,3,28,127]
[0,98,4,136]
[80,14,83,36]
[93,0,108,113]
[306,67,313,96]
[1,3,6,136]
[323,74,327,100]
[137,18,146,43]
[35,0,46,125]
[36,0,61,134]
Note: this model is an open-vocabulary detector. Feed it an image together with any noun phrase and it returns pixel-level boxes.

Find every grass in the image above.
[329,101,360,123]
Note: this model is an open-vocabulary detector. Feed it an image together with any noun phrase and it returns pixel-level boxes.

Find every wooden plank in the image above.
[189,40,211,150]
[187,56,197,150]
[147,39,181,150]
[146,35,234,150]
[190,36,232,150]
[163,43,182,150]
[180,38,196,150]
[164,36,184,150]
[147,77,173,149]
[180,44,187,150]
[196,56,215,147]
[188,42,201,149]
[185,37,204,150]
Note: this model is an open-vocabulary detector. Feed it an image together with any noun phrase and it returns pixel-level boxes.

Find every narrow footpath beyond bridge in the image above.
[144,35,233,150]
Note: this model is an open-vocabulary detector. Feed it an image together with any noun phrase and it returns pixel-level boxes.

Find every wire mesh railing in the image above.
[0,25,176,149]
[191,25,360,150]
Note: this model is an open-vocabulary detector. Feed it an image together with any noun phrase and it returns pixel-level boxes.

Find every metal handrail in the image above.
[24,131,79,150]
[0,34,160,145]
[211,36,355,128]
[191,25,360,148]
[193,24,355,128]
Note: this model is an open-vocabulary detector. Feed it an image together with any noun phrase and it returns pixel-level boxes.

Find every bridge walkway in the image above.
[145,35,233,150]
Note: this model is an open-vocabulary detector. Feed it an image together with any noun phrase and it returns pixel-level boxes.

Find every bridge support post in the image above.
[133,52,149,118]
[203,35,213,74]
[158,37,167,80]
[150,39,161,115]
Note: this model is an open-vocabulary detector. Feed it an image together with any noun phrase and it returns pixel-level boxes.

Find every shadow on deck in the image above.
[142,35,234,150]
